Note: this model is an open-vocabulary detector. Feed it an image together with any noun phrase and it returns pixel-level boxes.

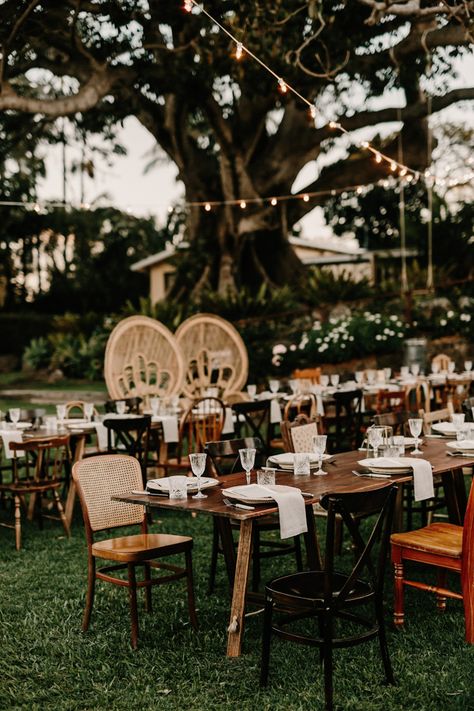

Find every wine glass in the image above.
[448,361,456,374]
[367,426,384,458]
[189,453,208,499]
[400,366,409,379]
[320,375,329,388]
[239,447,256,485]
[366,370,376,385]
[355,371,364,385]
[56,404,66,424]
[84,402,94,422]
[246,384,257,399]
[9,408,20,427]
[410,363,420,377]
[408,418,423,454]
[384,367,392,381]
[330,374,340,387]
[116,400,126,415]
[431,362,440,375]
[288,379,299,395]
[464,360,472,373]
[312,434,328,476]
[269,379,280,394]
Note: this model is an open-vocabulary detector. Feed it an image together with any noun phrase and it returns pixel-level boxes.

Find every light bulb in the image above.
[375,153,382,163]
[270,198,277,206]
[240,200,247,209]
[184,0,193,12]
[302,194,309,202]
[204,203,211,212]
[390,161,397,172]
[278,78,287,94]
[235,42,243,60]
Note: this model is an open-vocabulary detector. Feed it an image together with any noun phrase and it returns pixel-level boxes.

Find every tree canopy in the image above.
[0,0,473,295]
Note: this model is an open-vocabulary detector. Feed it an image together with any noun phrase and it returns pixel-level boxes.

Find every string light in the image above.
[183,0,193,12]
[240,200,246,209]
[270,197,277,206]
[302,194,310,202]
[204,202,211,211]
[278,78,288,94]
[375,153,382,163]
[390,161,397,172]
[309,105,316,120]
[235,42,243,60]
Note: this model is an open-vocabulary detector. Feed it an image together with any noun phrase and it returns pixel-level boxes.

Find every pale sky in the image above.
[39,52,474,239]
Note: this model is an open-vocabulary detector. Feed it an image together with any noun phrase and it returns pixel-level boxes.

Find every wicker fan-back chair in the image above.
[175,313,248,400]
[104,316,184,406]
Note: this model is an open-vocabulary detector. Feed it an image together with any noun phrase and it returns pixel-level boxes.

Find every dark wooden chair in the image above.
[375,389,406,414]
[462,396,474,422]
[373,410,409,435]
[204,437,303,593]
[105,397,143,414]
[5,408,46,427]
[391,477,474,643]
[231,400,272,454]
[325,389,363,453]
[283,393,320,422]
[0,434,71,550]
[103,415,151,486]
[72,454,197,649]
[260,483,398,711]
[280,414,320,453]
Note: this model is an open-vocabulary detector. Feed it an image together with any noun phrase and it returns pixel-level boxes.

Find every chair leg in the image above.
[435,567,448,612]
[260,598,273,686]
[53,489,70,537]
[392,550,405,627]
[14,495,21,551]
[375,598,395,685]
[185,548,198,630]
[252,528,261,592]
[322,616,334,711]
[127,563,139,649]
[83,556,96,631]
[208,520,220,594]
[294,535,303,572]
[144,563,152,613]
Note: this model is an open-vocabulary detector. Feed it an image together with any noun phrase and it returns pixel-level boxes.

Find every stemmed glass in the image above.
[448,361,456,374]
[312,434,328,476]
[384,367,392,381]
[269,379,280,394]
[320,375,329,388]
[189,453,208,499]
[56,404,66,425]
[288,379,299,395]
[411,363,420,377]
[239,447,256,485]
[464,360,472,373]
[84,402,94,422]
[355,371,364,385]
[408,418,423,454]
[330,374,340,388]
[431,362,440,375]
[367,426,384,458]
[246,384,257,399]
[9,408,20,427]
[116,400,126,415]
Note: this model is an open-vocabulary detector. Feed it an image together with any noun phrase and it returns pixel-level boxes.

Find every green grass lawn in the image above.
[0,503,473,711]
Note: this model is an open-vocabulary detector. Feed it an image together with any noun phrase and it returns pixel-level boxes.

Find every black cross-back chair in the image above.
[204,437,303,593]
[103,415,151,486]
[260,483,398,711]
[462,396,474,422]
[105,397,143,414]
[329,388,364,453]
[231,400,272,454]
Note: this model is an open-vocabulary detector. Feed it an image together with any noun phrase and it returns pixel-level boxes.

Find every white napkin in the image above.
[244,484,307,539]
[1,430,24,459]
[152,415,179,443]
[222,408,235,435]
[408,458,434,502]
[94,423,112,451]
[270,399,282,424]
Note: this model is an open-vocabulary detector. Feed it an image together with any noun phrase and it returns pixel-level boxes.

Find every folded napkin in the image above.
[94,423,112,451]
[1,430,24,459]
[246,484,307,539]
[270,399,282,424]
[222,408,235,435]
[152,415,179,443]
[408,458,434,502]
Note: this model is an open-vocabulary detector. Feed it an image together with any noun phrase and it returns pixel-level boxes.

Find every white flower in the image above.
[440,319,447,326]
[290,344,297,352]
[375,335,382,341]
[272,355,282,367]
[313,321,321,330]
[447,310,454,318]
[465,314,471,322]
[397,332,403,337]
[390,315,398,322]
[272,344,287,355]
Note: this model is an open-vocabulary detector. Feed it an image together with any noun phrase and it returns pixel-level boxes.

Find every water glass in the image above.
[45,416,58,432]
[168,475,188,500]
[116,400,126,415]
[330,374,340,387]
[150,397,160,417]
[367,426,384,458]
[269,379,280,394]
[9,408,20,426]
[411,363,420,376]
[239,447,256,485]
[84,402,94,422]
[384,367,392,381]
[400,366,409,379]
[56,404,66,424]
[456,428,471,443]
[189,452,207,499]
[320,375,329,388]
[257,469,276,486]
[431,362,440,374]
[408,418,423,454]
[355,371,364,384]
[293,454,311,476]
[246,384,257,399]
[312,434,327,476]
[448,361,456,374]
[451,413,465,433]
[392,435,405,457]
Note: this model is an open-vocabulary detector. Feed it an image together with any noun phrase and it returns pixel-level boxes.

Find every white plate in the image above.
[224,484,301,505]
[446,439,474,452]
[67,422,96,430]
[268,452,331,469]
[358,457,413,474]
[12,422,33,430]
[431,422,457,436]
[147,477,219,493]
[63,418,88,425]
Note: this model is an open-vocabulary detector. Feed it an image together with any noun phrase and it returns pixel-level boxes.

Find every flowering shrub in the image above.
[272,312,407,370]
[411,304,473,340]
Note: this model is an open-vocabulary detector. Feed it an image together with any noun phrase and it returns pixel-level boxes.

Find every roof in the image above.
[131,242,189,272]
[300,254,372,266]
[289,235,366,256]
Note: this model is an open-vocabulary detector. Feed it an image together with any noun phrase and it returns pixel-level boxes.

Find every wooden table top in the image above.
[112,439,474,521]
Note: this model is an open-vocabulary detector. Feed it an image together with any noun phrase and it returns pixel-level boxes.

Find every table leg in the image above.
[303,504,322,570]
[65,435,86,527]
[226,518,253,658]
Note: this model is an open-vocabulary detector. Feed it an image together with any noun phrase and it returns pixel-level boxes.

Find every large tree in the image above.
[0,0,473,295]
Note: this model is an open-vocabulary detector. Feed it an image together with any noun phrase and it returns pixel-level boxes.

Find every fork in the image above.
[352,470,391,479]
[223,497,255,510]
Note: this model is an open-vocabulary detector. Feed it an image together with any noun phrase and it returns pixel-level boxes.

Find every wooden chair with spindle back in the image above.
[419,404,454,435]
[391,477,474,643]
[291,367,321,384]
[280,415,320,453]
[0,434,71,550]
[283,393,321,422]
[431,353,451,372]
[72,454,197,648]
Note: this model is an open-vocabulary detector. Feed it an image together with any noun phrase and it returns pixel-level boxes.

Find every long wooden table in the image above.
[113,439,473,657]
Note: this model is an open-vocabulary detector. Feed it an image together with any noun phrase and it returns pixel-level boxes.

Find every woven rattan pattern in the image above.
[291,422,319,453]
[73,455,144,532]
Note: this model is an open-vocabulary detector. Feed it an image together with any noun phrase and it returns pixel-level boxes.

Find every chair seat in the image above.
[92,533,192,562]
[0,481,62,494]
[391,523,463,558]
[267,570,373,608]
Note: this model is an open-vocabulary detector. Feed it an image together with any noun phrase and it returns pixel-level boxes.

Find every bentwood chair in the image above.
[260,483,398,711]
[204,437,303,593]
[0,434,71,550]
[280,415,320,453]
[391,477,474,643]
[72,455,197,648]
[283,393,320,422]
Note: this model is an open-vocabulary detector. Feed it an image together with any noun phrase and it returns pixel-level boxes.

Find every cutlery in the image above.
[352,470,391,479]
[446,452,474,458]
[223,497,255,510]
[301,492,314,498]
[132,489,169,497]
